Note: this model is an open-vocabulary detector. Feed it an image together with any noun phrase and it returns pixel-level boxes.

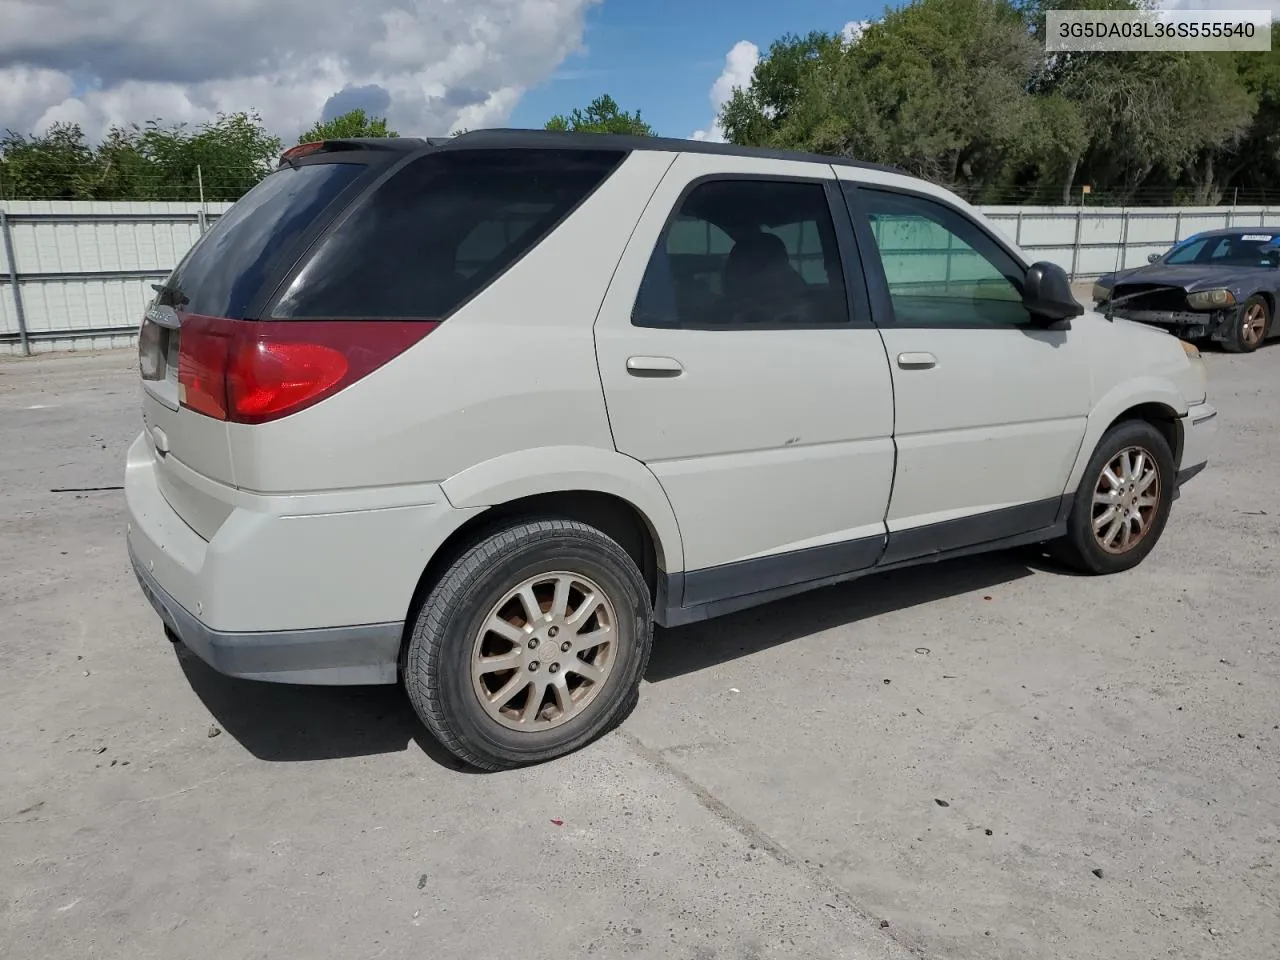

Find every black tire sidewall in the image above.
[409,522,651,768]
[1065,420,1175,575]
[1227,295,1269,353]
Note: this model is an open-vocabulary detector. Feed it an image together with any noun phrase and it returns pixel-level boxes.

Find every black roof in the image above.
[449,128,905,175]
[302,128,905,176]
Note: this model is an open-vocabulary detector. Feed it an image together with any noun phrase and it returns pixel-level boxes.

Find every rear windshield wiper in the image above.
[150,282,189,308]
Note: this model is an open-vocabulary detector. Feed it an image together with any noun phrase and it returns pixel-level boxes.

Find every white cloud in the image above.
[0,0,599,143]
[0,66,75,135]
[841,20,871,44]
[689,40,760,143]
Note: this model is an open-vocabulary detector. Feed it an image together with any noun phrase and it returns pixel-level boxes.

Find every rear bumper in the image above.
[125,432,475,685]
[130,543,402,684]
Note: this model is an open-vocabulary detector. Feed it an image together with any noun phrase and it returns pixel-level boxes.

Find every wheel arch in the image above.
[400,488,672,664]
[1112,401,1183,468]
[1066,383,1188,494]
[438,446,683,573]
[398,447,684,658]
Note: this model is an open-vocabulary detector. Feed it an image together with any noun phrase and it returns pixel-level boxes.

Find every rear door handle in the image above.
[626,356,684,377]
[897,352,937,370]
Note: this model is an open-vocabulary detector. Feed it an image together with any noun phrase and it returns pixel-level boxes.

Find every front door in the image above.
[839,180,1091,564]
[594,154,896,607]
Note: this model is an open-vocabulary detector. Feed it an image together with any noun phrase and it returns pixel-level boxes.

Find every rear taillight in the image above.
[229,341,348,420]
[177,316,436,424]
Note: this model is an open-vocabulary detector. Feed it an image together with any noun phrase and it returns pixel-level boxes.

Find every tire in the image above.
[404,518,653,770]
[1052,419,1175,575]
[1223,294,1270,353]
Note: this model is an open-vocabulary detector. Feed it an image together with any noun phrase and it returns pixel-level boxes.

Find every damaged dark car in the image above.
[1092,228,1280,353]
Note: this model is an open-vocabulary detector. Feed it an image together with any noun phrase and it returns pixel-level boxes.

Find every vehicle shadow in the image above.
[646,549,1043,682]
[172,547,1052,766]
[171,643,476,770]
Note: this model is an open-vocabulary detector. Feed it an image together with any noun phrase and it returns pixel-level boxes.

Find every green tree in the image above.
[0,123,96,199]
[720,31,844,146]
[545,95,654,135]
[725,0,1044,199]
[1022,0,1255,202]
[719,0,1269,204]
[1201,48,1280,202]
[0,111,282,202]
[298,108,398,144]
[136,112,283,200]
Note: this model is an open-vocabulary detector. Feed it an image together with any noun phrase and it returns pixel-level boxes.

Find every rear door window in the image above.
[157,161,366,318]
[632,178,850,328]
[271,148,625,320]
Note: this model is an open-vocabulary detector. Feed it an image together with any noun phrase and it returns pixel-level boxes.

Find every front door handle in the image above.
[626,356,684,377]
[897,352,937,370]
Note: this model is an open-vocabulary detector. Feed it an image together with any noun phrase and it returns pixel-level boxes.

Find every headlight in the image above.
[1091,282,1109,303]
[1179,339,1201,359]
[1186,288,1236,310]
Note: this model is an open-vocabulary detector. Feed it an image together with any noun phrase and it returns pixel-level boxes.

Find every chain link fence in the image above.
[0,165,271,204]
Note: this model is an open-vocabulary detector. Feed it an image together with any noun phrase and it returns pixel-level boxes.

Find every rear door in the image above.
[594,153,896,608]
[137,157,376,535]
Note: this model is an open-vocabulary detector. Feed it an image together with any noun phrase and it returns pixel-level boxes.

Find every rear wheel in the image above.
[1052,420,1175,575]
[404,518,652,770]
[1223,295,1270,353]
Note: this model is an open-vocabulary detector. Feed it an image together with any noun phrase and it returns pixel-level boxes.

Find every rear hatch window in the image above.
[141,160,370,408]
[159,161,367,319]
[270,148,625,319]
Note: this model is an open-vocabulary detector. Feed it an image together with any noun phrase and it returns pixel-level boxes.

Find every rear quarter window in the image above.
[270,148,625,320]
[158,162,366,318]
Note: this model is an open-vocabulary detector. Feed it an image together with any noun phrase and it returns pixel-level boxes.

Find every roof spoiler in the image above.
[278,138,426,168]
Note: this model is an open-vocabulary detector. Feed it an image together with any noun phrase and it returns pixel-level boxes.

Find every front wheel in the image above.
[1223,295,1270,353]
[404,518,653,770]
[1052,420,1175,575]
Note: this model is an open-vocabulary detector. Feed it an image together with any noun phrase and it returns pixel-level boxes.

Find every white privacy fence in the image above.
[3,199,1277,355]
[982,204,1279,280]
[1,201,232,356]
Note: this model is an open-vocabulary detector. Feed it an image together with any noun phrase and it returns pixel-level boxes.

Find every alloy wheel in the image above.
[1091,446,1161,555]
[1242,302,1268,347]
[470,571,617,731]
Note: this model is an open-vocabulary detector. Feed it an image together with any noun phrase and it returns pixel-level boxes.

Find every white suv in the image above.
[127,130,1216,769]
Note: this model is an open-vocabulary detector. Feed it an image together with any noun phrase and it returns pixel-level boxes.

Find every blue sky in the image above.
[508,0,883,139]
[3,0,881,144]
[6,0,1274,145]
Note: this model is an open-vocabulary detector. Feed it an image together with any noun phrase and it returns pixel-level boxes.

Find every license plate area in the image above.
[140,303,182,410]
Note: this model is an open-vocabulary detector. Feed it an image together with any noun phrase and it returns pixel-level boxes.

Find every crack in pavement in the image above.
[618,729,927,959]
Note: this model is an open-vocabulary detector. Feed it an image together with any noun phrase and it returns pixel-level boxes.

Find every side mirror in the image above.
[1147,253,1162,264]
[1023,261,1084,327]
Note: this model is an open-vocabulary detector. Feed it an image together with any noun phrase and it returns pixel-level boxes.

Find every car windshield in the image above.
[1164,233,1278,268]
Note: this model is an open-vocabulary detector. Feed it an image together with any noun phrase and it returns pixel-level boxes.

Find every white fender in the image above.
[1065,377,1188,493]
[440,445,686,572]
